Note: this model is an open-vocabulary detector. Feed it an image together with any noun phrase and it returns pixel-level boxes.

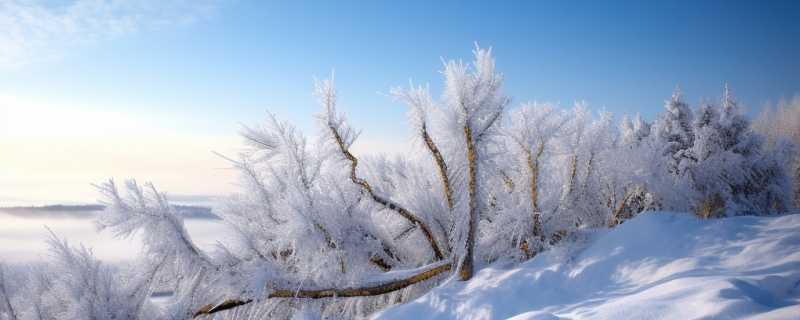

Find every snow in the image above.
[374,212,800,320]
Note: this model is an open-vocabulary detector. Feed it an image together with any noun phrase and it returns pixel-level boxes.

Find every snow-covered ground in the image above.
[375,212,800,320]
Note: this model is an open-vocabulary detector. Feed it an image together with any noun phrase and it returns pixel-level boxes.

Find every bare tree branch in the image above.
[421,122,454,211]
[327,123,445,261]
[193,261,452,318]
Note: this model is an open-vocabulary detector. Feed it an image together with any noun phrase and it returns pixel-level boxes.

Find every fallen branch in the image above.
[194,299,252,318]
[193,261,452,318]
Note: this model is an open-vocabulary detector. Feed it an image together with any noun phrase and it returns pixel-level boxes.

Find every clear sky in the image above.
[1,0,799,205]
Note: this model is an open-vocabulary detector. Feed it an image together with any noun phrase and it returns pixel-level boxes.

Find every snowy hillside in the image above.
[375,212,800,320]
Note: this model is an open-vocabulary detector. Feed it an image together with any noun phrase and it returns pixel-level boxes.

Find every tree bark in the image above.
[460,124,478,281]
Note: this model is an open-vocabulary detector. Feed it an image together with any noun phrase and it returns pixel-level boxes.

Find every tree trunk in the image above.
[528,142,545,237]
[561,154,579,205]
[460,124,478,281]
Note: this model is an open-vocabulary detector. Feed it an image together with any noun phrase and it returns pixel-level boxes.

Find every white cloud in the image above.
[0,0,220,68]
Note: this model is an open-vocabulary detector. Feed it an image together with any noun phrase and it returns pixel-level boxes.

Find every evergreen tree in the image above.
[654,89,695,176]
[719,84,758,156]
[718,86,791,213]
[620,114,651,148]
[688,86,791,216]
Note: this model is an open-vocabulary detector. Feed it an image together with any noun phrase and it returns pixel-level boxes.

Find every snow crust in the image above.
[375,212,800,319]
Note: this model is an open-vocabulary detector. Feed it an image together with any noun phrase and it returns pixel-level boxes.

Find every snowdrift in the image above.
[374,212,800,320]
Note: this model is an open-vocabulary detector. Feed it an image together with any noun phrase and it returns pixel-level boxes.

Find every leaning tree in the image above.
[92,46,593,319]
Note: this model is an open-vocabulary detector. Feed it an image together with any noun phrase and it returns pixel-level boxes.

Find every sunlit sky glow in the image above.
[1,0,799,205]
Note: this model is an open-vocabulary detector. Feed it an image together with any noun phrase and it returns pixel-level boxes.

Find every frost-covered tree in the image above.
[493,102,568,258]
[620,114,651,148]
[653,89,695,176]
[686,102,725,216]
[606,114,657,225]
[557,105,591,212]
[682,86,791,216]
[605,113,659,225]
[389,46,509,280]
[90,46,507,319]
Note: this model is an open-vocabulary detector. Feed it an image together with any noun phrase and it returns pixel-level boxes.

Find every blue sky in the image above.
[1,0,799,204]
